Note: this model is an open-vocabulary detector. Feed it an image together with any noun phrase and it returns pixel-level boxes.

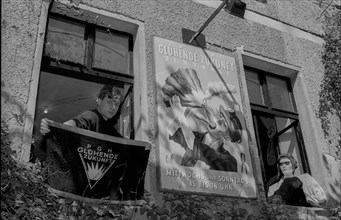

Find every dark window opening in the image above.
[31,13,135,161]
[245,67,310,195]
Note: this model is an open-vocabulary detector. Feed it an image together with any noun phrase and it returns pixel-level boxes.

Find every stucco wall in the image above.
[1,0,43,154]
[244,0,324,35]
[1,0,340,215]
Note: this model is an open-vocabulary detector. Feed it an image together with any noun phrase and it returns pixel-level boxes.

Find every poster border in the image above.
[152,36,257,199]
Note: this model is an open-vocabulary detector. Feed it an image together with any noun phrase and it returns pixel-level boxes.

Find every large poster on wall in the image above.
[154,36,256,198]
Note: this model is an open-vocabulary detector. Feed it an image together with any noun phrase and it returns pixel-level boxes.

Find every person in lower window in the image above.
[267,153,327,207]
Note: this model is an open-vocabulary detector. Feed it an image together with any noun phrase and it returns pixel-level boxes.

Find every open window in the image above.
[27,2,150,201]
[31,11,135,160]
[244,67,310,195]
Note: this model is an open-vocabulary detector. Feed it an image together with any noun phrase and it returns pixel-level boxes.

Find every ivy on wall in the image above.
[318,5,341,153]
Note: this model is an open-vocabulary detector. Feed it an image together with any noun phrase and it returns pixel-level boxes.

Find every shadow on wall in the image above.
[318,6,341,208]
[1,80,34,159]
[1,81,26,125]
[322,153,341,207]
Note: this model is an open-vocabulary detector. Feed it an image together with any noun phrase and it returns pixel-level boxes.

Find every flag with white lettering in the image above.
[45,122,150,200]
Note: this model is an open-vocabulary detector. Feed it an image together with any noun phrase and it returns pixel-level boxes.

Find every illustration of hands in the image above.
[168,95,195,151]
[219,106,242,143]
[162,68,206,108]
[162,68,217,129]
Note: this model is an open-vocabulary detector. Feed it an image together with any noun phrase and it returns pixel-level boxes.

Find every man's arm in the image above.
[274,177,302,203]
[268,183,279,197]
[63,120,76,127]
[40,118,76,135]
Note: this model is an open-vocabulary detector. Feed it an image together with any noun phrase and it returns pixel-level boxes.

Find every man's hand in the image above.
[40,118,54,135]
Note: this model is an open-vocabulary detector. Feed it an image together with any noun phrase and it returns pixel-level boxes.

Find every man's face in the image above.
[279,158,293,177]
[98,93,122,120]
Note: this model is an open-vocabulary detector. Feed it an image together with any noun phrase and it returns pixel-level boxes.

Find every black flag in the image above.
[44,122,150,200]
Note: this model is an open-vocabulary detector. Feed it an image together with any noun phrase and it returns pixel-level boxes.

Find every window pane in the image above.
[117,84,132,139]
[33,72,131,144]
[34,72,103,126]
[266,76,294,112]
[93,29,130,74]
[253,114,279,184]
[245,70,264,105]
[44,17,85,64]
[275,117,303,175]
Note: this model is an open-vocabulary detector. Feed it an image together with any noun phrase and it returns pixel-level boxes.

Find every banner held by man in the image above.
[45,122,150,201]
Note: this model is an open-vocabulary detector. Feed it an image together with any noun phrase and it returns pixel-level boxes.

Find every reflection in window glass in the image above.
[254,114,279,184]
[93,29,130,74]
[117,84,132,139]
[245,70,264,105]
[275,117,303,174]
[44,18,85,64]
[34,71,103,129]
[33,72,130,142]
[267,76,294,112]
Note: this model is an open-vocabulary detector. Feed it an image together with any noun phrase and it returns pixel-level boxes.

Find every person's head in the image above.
[277,153,298,179]
[97,85,123,120]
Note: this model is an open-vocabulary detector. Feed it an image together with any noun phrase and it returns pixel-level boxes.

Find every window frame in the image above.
[19,1,152,196]
[42,13,135,82]
[239,49,327,199]
[245,66,298,118]
[38,12,136,140]
[22,1,148,168]
[244,66,311,193]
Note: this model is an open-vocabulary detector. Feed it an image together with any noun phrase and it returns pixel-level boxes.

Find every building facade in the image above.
[1,0,340,218]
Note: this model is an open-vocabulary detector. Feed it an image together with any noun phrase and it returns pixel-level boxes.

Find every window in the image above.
[244,67,310,194]
[31,13,135,160]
